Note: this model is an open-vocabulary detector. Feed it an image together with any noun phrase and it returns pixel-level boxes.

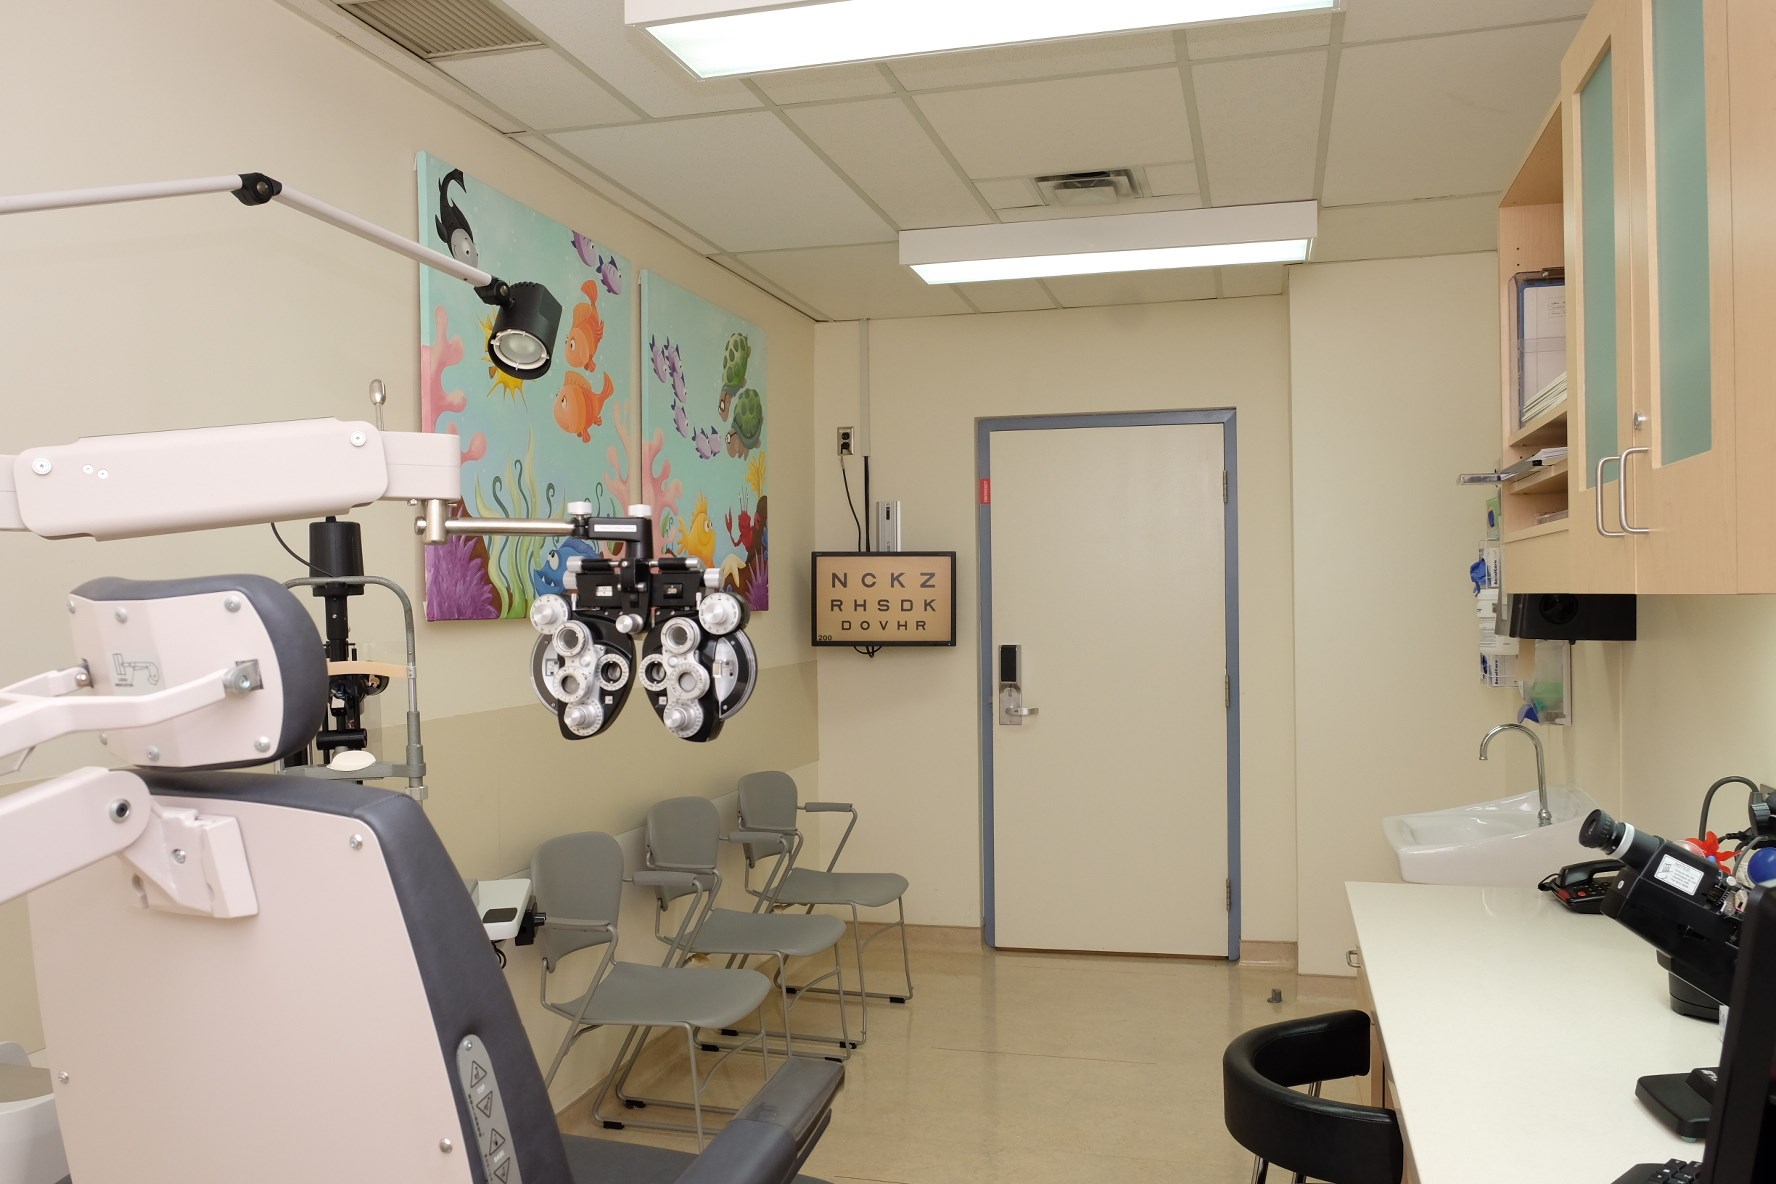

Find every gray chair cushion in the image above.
[561,1136,830,1184]
[774,871,908,910]
[691,909,847,959]
[558,962,772,1029]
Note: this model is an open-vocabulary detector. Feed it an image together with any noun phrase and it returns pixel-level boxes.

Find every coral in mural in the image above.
[423,508,499,621]
[604,395,684,545]
[421,306,488,463]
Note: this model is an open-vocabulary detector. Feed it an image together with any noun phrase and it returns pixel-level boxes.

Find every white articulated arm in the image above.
[0,419,459,541]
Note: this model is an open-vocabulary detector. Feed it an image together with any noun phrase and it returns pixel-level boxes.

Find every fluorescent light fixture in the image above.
[627,0,1339,78]
[900,201,1317,284]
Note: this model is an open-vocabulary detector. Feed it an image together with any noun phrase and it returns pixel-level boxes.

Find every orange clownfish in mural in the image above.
[565,280,606,371]
[554,370,615,443]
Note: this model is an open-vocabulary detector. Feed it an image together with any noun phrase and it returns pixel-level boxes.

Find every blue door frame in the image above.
[976,410,1243,958]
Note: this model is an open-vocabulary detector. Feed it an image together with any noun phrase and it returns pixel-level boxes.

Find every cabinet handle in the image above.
[1619,446,1651,535]
[1595,455,1627,538]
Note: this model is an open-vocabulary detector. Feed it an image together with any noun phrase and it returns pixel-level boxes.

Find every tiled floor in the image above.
[559,931,1359,1183]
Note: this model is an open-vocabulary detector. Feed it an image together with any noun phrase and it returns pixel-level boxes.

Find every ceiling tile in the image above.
[736,244,972,320]
[916,69,1194,180]
[756,64,894,105]
[512,132,720,254]
[500,0,758,117]
[1220,263,1288,297]
[975,178,1042,210]
[996,193,1203,221]
[713,256,832,320]
[1185,12,1333,60]
[1343,0,1590,43]
[888,31,1176,91]
[1143,162,1200,198]
[551,113,893,252]
[1045,268,1219,308]
[1322,22,1579,205]
[1194,50,1326,205]
[955,281,1057,313]
[787,98,986,230]
[435,48,635,130]
[1312,194,1498,262]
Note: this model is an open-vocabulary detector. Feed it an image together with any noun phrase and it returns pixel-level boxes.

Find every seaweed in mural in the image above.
[471,433,560,618]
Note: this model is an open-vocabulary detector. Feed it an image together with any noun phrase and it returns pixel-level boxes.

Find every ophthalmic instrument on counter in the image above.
[0,172,802,1184]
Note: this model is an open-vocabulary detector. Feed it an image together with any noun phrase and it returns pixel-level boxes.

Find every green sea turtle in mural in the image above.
[718,332,752,420]
[726,387,763,458]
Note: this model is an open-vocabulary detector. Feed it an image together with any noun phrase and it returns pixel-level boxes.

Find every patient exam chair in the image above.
[1,574,840,1183]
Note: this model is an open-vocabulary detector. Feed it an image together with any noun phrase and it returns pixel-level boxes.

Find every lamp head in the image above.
[478,280,562,381]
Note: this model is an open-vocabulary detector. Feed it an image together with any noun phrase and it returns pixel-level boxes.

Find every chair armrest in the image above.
[630,870,700,889]
[801,802,854,814]
[537,915,611,933]
[725,829,790,847]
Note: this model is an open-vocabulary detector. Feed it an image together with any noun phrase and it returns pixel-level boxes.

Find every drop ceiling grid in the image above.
[286,0,1593,318]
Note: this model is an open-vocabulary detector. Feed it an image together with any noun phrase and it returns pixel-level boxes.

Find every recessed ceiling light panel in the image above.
[899,201,1316,284]
[627,0,1340,78]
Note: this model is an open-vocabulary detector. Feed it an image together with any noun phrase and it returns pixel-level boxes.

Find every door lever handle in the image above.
[1007,706,1039,717]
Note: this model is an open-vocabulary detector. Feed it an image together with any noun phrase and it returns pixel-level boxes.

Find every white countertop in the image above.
[1348,882,1722,1183]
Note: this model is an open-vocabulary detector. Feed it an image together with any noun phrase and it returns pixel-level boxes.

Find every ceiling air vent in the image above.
[1034,169,1145,208]
[338,0,541,58]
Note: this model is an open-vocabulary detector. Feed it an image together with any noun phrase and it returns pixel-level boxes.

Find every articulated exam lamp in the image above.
[0,172,563,380]
[627,0,1340,78]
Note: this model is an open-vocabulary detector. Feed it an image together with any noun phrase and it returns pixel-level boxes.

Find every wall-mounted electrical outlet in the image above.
[837,426,854,456]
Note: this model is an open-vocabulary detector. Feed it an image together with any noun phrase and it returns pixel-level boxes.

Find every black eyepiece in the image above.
[1579,808,1661,869]
[1580,808,1625,852]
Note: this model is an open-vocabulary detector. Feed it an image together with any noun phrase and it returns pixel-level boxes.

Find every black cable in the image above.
[837,455,880,658]
[863,453,873,552]
[840,456,865,549]
[1699,775,1762,841]
[270,522,333,578]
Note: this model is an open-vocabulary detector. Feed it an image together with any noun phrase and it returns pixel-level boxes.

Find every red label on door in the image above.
[979,478,991,505]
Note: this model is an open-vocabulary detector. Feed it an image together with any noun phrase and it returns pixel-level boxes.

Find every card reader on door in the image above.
[998,645,1038,726]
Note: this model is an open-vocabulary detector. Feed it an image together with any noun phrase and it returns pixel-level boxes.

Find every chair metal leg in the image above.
[1250,1157,1269,1184]
[683,1025,706,1148]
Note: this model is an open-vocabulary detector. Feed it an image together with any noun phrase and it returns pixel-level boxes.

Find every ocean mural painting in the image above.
[417,153,636,621]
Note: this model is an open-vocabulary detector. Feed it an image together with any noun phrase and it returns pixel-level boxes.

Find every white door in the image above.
[987,421,1230,955]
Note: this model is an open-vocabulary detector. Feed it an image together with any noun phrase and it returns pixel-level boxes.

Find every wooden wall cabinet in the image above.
[1500,0,1749,596]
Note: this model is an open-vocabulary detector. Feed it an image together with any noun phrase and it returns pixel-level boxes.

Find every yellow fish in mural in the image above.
[682,492,716,569]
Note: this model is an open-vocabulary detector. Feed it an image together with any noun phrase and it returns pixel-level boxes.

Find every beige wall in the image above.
[1288,254,1526,975]
[812,298,1301,941]
[0,0,818,1061]
[1546,598,1776,849]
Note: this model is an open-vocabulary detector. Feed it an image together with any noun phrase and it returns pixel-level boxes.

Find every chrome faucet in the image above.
[1479,723,1550,827]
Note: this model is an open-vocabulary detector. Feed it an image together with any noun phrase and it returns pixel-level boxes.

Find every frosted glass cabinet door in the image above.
[1634,0,1737,593]
[1562,0,1637,594]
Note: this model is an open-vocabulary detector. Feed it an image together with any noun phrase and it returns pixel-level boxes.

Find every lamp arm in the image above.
[0,171,500,295]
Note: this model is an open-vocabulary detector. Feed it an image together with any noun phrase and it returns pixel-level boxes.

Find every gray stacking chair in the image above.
[623,797,852,1076]
[532,831,777,1146]
[736,771,913,1043]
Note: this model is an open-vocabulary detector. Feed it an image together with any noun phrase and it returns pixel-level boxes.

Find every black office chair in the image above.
[1223,1010,1404,1184]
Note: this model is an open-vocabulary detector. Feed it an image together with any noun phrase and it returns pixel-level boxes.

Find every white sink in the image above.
[1383,786,1600,888]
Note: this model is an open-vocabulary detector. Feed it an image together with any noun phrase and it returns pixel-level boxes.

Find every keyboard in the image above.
[1611,1160,1704,1184]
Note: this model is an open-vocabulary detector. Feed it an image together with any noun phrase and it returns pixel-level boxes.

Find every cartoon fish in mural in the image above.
[565,281,605,371]
[534,537,601,597]
[694,428,722,459]
[682,493,716,568]
[554,370,615,442]
[571,231,599,267]
[597,254,623,295]
[435,169,478,269]
[650,336,671,383]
